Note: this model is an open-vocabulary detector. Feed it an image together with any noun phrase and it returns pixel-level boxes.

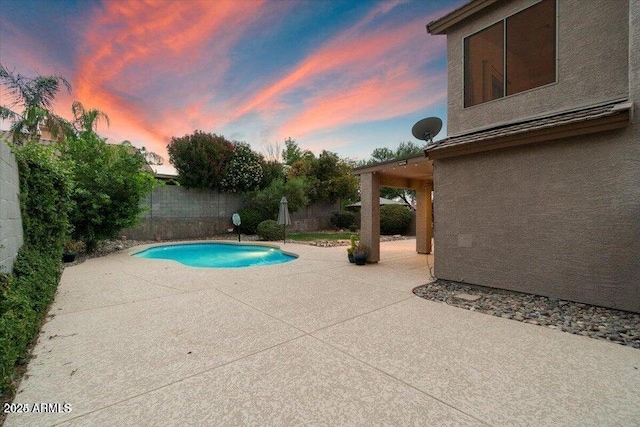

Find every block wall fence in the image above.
[0,141,24,273]
[122,185,341,240]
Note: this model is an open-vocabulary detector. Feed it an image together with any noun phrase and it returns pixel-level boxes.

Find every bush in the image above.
[244,177,309,220]
[330,211,355,229]
[260,160,284,189]
[257,220,283,241]
[13,143,72,255]
[0,247,62,396]
[348,224,358,232]
[220,142,264,193]
[236,207,267,235]
[61,133,157,250]
[167,131,235,189]
[2,143,71,396]
[380,205,412,235]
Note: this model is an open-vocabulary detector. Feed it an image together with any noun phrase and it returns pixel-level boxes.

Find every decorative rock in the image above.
[453,293,481,302]
[413,280,640,349]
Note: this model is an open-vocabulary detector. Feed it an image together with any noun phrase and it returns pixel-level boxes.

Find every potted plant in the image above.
[63,240,85,263]
[353,241,368,266]
[347,234,357,263]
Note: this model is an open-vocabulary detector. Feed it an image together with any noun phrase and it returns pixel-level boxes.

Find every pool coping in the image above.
[127,239,300,268]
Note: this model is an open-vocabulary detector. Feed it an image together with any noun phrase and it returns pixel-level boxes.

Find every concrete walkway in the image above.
[6,240,639,426]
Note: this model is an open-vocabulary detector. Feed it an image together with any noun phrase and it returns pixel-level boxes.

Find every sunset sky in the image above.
[1,0,463,168]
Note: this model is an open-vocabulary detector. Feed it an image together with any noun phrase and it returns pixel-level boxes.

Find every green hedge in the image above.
[1,143,71,396]
[0,248,62,395]
[257,220,283,241]
[330,211,355,229]
[236,207,267,235]
[380,204,412,235]
[13,143,72,255]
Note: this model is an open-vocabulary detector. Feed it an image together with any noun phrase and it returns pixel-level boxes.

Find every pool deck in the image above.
[6,239,640,426]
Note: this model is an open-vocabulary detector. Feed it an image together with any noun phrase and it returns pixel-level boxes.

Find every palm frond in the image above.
[0,105,19,121]
[43,113,73,141]
[72,101,109,133]
[0,63,30,109]
[1,63,71,111]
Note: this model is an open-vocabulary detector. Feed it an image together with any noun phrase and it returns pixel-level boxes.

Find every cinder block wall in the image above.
[122,186,243,240]
[0,141,24,273]
[123,186,341,240]
[290,199,341,232]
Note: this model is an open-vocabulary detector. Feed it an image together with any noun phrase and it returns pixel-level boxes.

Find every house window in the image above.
[464,0,556,108]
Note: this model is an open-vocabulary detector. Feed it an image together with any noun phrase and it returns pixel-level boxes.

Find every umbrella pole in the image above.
[284,224,286,244]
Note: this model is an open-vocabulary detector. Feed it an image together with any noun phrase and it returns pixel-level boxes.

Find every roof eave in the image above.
[352,154,429,175]
[427,0,499,35]
[426,107,632,160]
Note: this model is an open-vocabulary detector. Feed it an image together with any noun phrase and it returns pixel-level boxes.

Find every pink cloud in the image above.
[2,0,456,164]
[279,73,447,139]
[222,5,450,145]
[72,0,269,158]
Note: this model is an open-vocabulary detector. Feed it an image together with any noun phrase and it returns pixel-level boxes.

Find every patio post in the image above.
[360,172,380,262]
[416,183,433,254]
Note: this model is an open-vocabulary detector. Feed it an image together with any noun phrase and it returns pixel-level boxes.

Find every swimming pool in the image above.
[133,243,297,268]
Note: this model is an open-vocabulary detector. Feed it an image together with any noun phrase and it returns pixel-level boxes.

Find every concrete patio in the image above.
[6,239,639,426]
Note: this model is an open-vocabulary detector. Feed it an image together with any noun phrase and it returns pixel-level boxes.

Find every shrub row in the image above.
[330,211,355,229]
[236,207,267,235]
[250,205,412,238]
[0,248,62,395]
[380,205,412,235]
[0,143,71,396]
[257,220,283,241]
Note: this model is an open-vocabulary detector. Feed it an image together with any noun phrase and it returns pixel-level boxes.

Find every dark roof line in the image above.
[427,99,632,153]
[427,0,498,35]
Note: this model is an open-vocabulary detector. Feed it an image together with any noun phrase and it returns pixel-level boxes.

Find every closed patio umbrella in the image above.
[277,196,291,243]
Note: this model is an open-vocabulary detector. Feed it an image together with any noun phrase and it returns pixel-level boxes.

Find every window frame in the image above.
[461,0,558,109]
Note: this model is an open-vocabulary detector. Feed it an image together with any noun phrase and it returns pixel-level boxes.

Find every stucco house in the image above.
[354,0,639,313]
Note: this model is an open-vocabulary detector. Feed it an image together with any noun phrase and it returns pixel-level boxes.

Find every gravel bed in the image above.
[413,280,640,349]
[294,234,412,247]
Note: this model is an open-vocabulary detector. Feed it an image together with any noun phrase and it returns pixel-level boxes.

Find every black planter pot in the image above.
[62,252,77,263]
[354,253,367,265]
[348,253,355,263]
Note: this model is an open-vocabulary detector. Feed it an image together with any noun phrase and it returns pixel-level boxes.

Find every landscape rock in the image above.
[413,280,640,349]
[453,293,481,302]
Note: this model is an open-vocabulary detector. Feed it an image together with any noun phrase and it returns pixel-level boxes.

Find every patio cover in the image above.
[346,197,410,210]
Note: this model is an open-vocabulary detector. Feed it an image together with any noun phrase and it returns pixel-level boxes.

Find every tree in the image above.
[306,150,358,204]
[368,141,423,163]
[0,64,72,145]
[263,140,282,163]
[167,131,235,189]
[280,139,359,206]
[365,141,424,207]
[70,101,109,135]
[259,159,285,189]
[282,137,303,165]
[220,142,263,193]
[244,177,309,220]
[61,130,157,250]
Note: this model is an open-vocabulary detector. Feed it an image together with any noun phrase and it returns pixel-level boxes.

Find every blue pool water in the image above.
[133,243,297,268]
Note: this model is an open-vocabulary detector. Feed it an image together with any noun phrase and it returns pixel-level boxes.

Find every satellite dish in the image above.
[412,117,442,146]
